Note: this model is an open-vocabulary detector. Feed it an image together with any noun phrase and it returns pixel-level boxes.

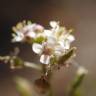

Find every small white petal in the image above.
[32,43,43,54]
[12,36,23,42]
[17,32,24,36]
[26,31,36,38]
[54,46,64,56]
[40,55,50,64]
[23,25,34,32]
[12,32,24,42]
[67,35,75,42]
[50,21,58,28]
[64,41,70,49]
[34,24,44,31]
[44,30,53,37]
[59,40,70,49]
[47,36,56,46]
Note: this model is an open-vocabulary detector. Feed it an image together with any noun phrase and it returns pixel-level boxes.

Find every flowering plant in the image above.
[0,21,87,96]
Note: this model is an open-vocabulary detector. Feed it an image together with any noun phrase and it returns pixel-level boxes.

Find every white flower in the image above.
[32,41,67,64]
[12,32,24,42]
[32,42,52,64]
[12,22,44,42]
[45,22,75,50]
[22,24,43,34]
[32,43,43,54]
[58,33,75,50]
[21,24,44,38]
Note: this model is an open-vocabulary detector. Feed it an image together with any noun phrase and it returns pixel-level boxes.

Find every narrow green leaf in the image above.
[72,74,85,91]
[58,47,76,64]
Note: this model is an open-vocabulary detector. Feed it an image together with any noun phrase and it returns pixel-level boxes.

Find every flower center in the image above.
[43,47,52,55]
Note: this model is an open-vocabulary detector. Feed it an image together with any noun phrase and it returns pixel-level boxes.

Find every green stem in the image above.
[24,61,42,71]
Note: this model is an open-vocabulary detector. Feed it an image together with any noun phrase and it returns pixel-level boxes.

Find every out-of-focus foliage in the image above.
[69,67,88,96]
[15,77,32,96]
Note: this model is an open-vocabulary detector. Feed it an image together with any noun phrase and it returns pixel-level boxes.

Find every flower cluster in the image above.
[12,21,44,43]
[0,20,88,96]
[12,21,75,65]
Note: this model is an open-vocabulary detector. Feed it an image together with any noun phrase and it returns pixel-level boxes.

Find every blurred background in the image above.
[0,0,96,96]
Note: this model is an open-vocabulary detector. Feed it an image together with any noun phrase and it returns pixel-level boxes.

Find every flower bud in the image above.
[34,77,50,94]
